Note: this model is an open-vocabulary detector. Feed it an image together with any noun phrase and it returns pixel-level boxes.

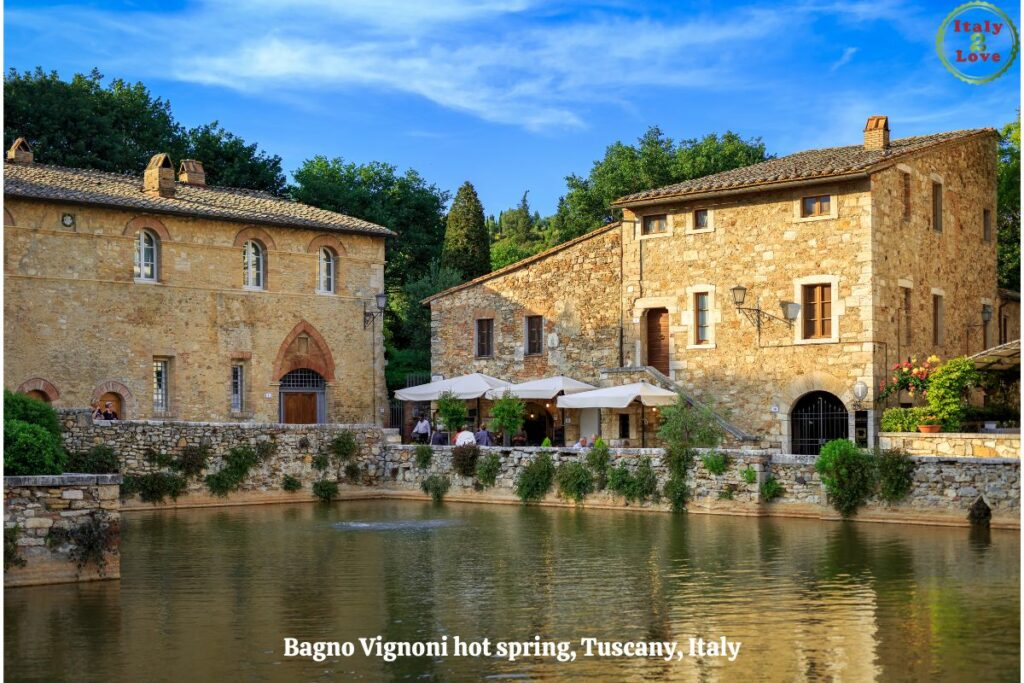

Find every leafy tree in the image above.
[441,181,489,280]
[657,394,725,473]
[490,239,540,271]
[436,391,468,433]
[183,122,286,193]
[997,114,1020,291]
[489,391,526,445]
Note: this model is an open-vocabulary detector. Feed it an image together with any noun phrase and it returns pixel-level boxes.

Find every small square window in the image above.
[801,195,830,218]
[694,209,709,230]
[642,215,668,235]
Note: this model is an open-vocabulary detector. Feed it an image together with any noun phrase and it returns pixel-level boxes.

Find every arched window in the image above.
[318,247,336,293]
[242,240,265,289]
[134,229,159,281]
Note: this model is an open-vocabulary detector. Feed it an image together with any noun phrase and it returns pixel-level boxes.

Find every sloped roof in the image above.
[3,161,395,237]
[614,128,995,205]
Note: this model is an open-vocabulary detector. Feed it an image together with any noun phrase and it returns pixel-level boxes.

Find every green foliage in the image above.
[701,451,729,476]
[144,448,175,468]
[414,444,433,469]
[344,463,361,482]
[658,395,725,479]
[663,475,689,512]
[255,441,278,461]
[815,440,876,517]
[514,452,555,503]
[585,438,610,491]
[555,461,594,503]
[436,392,468,433]
[441,181,490,280]
[451,444,480,478]
[490,238,542,271]
[204,446,261,497]
[876,448,916,503]
[312,452,331,471]
[47,513,117,574]
[328,431,358,462]
[741,466,757,485]
[541,437,552,448]
[312,479,339,503]
[4,68,286,193]
[489,392,526,438]
[880,407,929,433]
[5,525,26,570]
[926,357,979,431]
[67,445,119,474]
[4,389,61,437]
[281,474,302,492]
[123,473,186,503]
[420,474,451,503]
[608,458,659,504]
[3,419,65,475]
[760,476,784,502]
[175,444,210,478]
[718,487,735,501]
[998,115,1020,290]
[476,453,501,488]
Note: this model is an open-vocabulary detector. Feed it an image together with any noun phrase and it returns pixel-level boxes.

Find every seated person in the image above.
[574,436,589,449]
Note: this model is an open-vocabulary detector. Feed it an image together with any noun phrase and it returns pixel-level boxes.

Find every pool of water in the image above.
[5,500,1020,681]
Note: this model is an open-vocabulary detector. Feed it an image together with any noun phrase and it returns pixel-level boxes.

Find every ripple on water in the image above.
[332,519,463,531]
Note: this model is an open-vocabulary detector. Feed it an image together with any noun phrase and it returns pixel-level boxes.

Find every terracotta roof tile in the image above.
[3,162,395,237]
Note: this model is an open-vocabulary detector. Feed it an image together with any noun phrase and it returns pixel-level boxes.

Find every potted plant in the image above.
[918,415,942,433]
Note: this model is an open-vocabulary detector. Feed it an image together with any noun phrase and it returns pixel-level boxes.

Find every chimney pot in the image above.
[863,116,890,151]
[178,159,206,186]
[7,137,34,164]
[143,153,176,198]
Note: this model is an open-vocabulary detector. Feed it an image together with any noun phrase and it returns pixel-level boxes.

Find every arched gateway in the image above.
[790,391,848,455]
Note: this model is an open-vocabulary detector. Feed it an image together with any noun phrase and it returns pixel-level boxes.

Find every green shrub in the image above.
[421,474,451,503]
[717,487,735,501]
[328,431,358,462]
[204,446,261,497]
[4,389,60,437]
[556,461,594,503]
[658,395,725,479]
[608,464,633,497]
[451,444,480,478]
[815,439,876,516]
[414,444,433,469]
[876,448,915,503]
[663,475,689,512]
[125,473,187,503]
[489,392,525,440]
[255,441,278,461]
[144,448,175,468]
[926,357,980,431]
[740,466,757,485]
[312,479,339,502]
[344,463,361,482]
[608,458,659,504]
[47,513,117,574]
[541,437,552,447]
[880,407,929,433]
[514,452,555,502]
[281,474,302,492]
[67,445,119,474]
[586,438,610,491]
[175,444,210,478]
[476,453,501,488]
[5,525,26,570]
[701,451,729,476]
[760,476,784,502]
[436,391,468,433]
[311,452,331,471]
[3,419,65,475]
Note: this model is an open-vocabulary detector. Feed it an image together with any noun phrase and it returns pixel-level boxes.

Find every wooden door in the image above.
[646,308,670,375]
[283,392,318,424]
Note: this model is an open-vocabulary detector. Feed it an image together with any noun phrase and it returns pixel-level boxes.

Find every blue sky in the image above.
[4,0,1021,216]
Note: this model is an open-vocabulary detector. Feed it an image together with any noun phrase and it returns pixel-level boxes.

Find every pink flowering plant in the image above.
[877,355,940,402]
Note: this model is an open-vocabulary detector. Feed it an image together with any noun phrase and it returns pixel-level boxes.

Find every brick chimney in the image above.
[178,159,206,186]
[6,138,33,164]
[143,153,175,198]
[864,115,890,151]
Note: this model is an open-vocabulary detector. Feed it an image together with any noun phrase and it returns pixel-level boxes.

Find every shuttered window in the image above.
[526,316,543,355]
[476,319,493,357]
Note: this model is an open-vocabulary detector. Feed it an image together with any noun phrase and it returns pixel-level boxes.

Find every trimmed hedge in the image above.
[4,419,65,475]
[4,389,60,437]
[880,407,929,433]
[67,445,119,474]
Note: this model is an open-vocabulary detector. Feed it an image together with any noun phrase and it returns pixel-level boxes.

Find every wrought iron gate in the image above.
[790,391,848,455]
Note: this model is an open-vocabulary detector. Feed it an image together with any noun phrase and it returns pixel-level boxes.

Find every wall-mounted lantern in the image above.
[732,285,800,343]
[364,291,388,329]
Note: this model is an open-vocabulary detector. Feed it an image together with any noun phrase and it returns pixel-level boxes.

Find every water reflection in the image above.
[4,501,1019,682]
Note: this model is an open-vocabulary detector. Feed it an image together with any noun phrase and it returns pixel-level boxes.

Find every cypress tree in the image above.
[441,181,489,280]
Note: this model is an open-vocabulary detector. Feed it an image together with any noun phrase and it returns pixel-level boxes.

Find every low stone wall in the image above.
[4,474,121,587]
[879,431,1020,458]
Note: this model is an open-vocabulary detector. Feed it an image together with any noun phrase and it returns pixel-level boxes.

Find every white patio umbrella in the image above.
[394,373,510,401]
[556,381,678,409]
[484,376,596,400]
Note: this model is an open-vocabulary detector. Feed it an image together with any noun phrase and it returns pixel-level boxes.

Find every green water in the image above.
[4,500,1020,681]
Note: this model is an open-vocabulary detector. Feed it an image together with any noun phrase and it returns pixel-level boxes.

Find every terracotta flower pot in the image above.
[918,424,941,433]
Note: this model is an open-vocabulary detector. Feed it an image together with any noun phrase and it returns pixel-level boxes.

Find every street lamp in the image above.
[364,291,387,328]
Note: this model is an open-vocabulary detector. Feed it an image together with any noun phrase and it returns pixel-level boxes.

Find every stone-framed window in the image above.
[317,247,336,294]
[682,285,717,349]
[694,293,710,344]
[793,275,842,345]
[525,315,543,356]
[153,358,171,415]
[931,181,943,233]
[641,214,668,236]
[231,363,245,413]
[475,318,494,358]
[983,208,993,242]
[902,171,912,221]
[932,291,945,346]
[901,284,913,345]
[242,240,266,290]
[800,195,830,218]
[134,229,160,282]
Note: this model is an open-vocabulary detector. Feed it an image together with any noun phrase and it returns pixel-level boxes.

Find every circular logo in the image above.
[936,2,1019,84]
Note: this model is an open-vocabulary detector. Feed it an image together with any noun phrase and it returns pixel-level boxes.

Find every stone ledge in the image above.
[880,431,1020,440]
[4,474,122,487]
[82,419,383,430]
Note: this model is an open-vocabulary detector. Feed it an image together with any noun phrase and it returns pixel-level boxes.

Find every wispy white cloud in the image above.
[830,47,858,71]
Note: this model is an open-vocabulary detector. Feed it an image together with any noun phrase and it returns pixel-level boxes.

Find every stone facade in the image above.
[4,166,388,424]
[427,123,1006,452]
[4,474,122,587]
[879,431,1020,459]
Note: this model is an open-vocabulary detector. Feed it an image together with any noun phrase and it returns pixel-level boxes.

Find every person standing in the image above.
[412,416,431,444]
[474,424,492,446]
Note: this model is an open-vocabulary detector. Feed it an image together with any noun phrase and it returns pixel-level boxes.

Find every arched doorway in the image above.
[791,391,848,455]
[645,308,670,375]
[99,392,123,418]
[279,368,326,424]
[24,390,50,403]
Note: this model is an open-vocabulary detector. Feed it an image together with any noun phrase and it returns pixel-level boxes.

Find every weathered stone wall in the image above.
[4,474,121,587]
[4,198,387,423]
[879,431,1020,458]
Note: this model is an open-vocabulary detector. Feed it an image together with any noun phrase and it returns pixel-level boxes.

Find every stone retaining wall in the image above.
[4,474,122,587]
[879,431,1020,459]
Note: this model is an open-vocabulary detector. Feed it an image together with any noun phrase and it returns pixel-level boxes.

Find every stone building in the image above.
[4,140,392,423]
[427,118,1012,452]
